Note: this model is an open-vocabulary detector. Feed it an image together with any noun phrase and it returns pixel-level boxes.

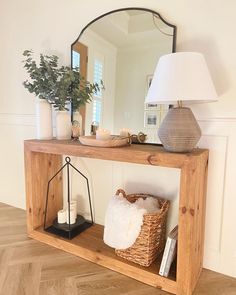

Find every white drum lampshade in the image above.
[145,52,218,152]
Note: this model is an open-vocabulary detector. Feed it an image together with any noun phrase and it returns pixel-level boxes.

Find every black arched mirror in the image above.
[71,8,176,144]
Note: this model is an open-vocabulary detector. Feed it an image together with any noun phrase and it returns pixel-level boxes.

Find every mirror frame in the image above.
[71,7,177,143]
[71,7,177,59]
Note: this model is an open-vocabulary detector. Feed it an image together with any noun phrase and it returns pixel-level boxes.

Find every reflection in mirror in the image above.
[72,8,176,143]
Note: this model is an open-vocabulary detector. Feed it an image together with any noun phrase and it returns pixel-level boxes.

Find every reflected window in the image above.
[71,8,176,142]
[92,59,103,124]
[72,51,80,68]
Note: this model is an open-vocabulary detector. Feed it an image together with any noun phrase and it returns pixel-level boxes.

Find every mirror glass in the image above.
[71,8,176,143]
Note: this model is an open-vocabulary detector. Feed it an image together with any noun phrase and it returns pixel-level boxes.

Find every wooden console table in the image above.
[24,139,208,295]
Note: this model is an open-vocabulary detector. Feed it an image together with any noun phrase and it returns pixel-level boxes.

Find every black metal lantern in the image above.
[43,156,93,239]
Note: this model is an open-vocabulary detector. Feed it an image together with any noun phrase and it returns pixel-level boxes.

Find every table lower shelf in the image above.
[29,224,177,294]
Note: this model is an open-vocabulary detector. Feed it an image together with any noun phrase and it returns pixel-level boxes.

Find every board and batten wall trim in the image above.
[0,113,35,126]
[198,117,236,277]
[0,113,35,209]
[0,112,235,277]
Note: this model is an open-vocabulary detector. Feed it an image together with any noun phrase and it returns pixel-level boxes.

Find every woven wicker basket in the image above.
[115,189,170,267]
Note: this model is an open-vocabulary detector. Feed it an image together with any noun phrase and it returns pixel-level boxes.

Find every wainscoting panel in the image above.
[199,135,227,251]
[0,112,236,277]
[0,113,35,209]
[70,158,180,232]
[199,118,236,277]
[0,113,35,126]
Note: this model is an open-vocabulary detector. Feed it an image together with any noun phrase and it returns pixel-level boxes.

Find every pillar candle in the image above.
[96,128,111,140]
[69,200,77,214]
[57,209,66,224]
[66,208,77,225]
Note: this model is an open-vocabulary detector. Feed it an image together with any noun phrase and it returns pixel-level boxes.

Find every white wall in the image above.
[0,0,236,278]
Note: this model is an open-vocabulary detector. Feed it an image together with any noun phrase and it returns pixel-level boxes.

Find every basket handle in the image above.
[158,200,170,218]
[115,189,126,197]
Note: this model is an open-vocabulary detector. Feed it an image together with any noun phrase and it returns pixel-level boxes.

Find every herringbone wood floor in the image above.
[0,202,235,295]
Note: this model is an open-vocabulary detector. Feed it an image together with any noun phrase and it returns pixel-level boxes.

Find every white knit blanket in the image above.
[103,194,160,249]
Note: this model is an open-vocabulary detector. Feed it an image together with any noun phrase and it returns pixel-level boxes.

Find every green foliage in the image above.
[22,50,102,111]
[56,66,101,111]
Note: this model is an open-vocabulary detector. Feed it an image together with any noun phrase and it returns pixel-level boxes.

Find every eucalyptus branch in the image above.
[22,51,103,111]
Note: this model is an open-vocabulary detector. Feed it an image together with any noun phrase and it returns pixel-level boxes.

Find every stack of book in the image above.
[159,225,178,277]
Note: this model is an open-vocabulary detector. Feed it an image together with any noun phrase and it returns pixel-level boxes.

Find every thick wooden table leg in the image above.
[24,145,63,233]
[23,140,209,295]
[177,152,209,295]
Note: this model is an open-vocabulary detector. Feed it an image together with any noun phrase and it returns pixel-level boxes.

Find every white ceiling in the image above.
[86,10,173,49]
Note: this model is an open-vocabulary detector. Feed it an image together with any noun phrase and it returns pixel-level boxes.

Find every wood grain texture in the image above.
[177,152,209,295]
[71,41,88,134]
[0,203,235,295]
[30,225,177,294]
[24,139,208,169]
[24,147,63,232]
[0,249,14,291]
[1,262,42,295]
[24,139,210,295]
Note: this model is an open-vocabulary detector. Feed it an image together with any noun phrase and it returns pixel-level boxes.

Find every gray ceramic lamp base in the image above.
[158,107,201,153]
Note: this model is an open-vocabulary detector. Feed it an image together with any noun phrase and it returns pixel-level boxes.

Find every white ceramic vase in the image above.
[56,110,71,140]
[35,99,53,140]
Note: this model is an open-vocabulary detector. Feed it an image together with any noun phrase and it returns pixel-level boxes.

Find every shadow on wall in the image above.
[125,181,179,234]
[124,181,178,200]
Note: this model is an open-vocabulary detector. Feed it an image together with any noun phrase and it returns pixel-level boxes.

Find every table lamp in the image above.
[145,52,218,152]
